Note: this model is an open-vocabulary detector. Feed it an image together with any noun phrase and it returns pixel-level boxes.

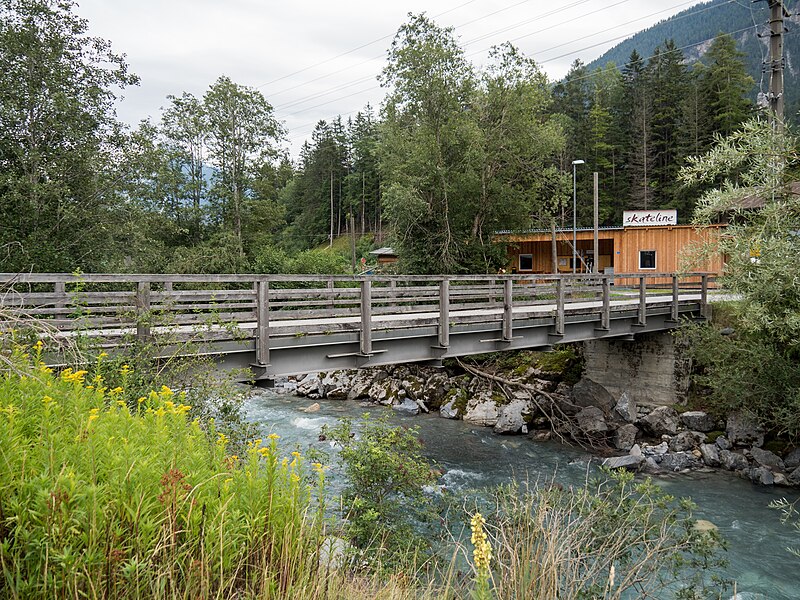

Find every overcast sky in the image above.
[75,0,706,156]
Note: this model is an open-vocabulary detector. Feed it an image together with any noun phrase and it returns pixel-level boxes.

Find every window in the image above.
[519,254,533,271]
[639,250,656,270]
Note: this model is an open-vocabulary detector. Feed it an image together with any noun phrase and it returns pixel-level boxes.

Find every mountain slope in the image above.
[586,0,800,118]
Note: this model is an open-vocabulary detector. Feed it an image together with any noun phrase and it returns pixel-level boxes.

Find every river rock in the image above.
[464,391,499,427]
[642,457,662,473]
[699,443,721,467]
[346,370,376,400]
[748,467,775,486]
[680,411,716,432]
[642,441,669,456]
[295,372,322,398]
[302,402,321,413]
[613,392,637,423]
[640,406,680,436]
[789,466,800,486]
[726,413,765,448]
[422,372,452,408]
[572,378,615,414]
[774,472,789,486]
[603,454,644,471]
[614,423,639,451]
[400,375,426,401]
[392,397,420,416]
[715,436,732,450]
[694,519,718,532]
[493,398,530,435]
[369,378,406,406]
[750,447,785,472]
[669,431,707,453]
[660,451,699,472]
[575,406,609,435]
[439,398,459,420]
[320,370,353,399]
[784,448,800,470]
[719,449,749,472]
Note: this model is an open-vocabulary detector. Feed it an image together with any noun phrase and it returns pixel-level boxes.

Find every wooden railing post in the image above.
[438,279,450,348]
[555,277,565,336]
[701,274,709,319]
[256,280,270,366]
[360,279,372,356]
[503,278,513,341]
[671,274,680,322]
[54,281,66,317]
[136,281,151,341]
[637,276,647,326]
[600,275,611,330]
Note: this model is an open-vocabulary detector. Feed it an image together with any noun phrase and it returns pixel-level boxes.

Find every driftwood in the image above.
[455,358,608,451]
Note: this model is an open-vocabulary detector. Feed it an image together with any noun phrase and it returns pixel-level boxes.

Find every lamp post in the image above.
[571,159,585,274]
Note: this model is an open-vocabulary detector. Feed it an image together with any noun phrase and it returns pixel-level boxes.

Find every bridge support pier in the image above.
[582,331,691,409]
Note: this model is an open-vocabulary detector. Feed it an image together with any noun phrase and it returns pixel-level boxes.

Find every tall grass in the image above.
[0,344,327,599]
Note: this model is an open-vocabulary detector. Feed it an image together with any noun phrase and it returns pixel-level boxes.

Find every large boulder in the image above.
[368,378,406,406]
[660,452,700,472]
[680,411,716,432]
[400,375,426,401]
[748,467,775,486]
[784,448,800,471]
[571,378,615,414]
[614,424,639,451]
[347,370,378,400]
[726,413,765,448]
[750,447,785,472]
[422,372,452,409]
[613,392,637,423]
[669,431,707,453]
[493,399,531,435]
[640,406,680,437]
[392,397,420,416]
[439,398,460,420]
[603,454,644,471]
[295,373,322,398]
[464,389,500,427]
[788,466,800,486]
[699,443,721,467]
[719,449,749,472]
[320,370,353,399]
[575,406,609,436]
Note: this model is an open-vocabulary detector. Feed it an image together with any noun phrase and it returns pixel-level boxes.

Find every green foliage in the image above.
[0,347,322,598]
[291,248,350,274]
[0,0,138,272]
[483,469,728,599]
[680,118,800,439]
[321,414,440,571]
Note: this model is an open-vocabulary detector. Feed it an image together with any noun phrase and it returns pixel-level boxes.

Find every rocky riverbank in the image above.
[274,357,800,489]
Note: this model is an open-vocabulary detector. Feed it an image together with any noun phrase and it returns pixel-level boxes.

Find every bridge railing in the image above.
[0,272,715,364]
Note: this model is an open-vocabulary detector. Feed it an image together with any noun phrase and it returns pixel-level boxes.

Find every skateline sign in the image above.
[622,209,677,227]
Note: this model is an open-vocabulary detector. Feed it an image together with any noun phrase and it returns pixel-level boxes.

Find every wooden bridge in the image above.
[1,272,714,380]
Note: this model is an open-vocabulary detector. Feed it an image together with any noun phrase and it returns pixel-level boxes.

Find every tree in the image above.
[622,50,654,211]
[203,76,284,257]
[697,33,754,140]
[379,13,478,273]
[680,118,800,437]
[0,0,137,271]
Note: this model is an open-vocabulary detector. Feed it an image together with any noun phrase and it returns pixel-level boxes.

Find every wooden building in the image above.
[500,210,724,282]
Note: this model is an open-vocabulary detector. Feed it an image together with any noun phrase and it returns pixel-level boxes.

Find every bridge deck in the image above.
[1,272,714,377]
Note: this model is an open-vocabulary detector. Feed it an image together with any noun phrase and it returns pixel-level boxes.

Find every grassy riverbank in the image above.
[0,343,727,599]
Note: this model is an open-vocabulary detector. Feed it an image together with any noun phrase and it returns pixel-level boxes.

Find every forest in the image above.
[0,0,759,275]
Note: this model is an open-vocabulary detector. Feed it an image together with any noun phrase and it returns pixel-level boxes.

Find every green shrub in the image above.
[0,347,323,599]
[321,414,441,572]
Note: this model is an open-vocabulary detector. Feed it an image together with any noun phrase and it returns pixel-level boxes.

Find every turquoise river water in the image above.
[244,390,800,599]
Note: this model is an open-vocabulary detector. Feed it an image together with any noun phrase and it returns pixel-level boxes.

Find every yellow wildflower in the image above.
[119,364,132,376]
[267,433,280,440]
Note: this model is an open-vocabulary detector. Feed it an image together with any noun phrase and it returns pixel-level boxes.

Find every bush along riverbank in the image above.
[281,349,800,489]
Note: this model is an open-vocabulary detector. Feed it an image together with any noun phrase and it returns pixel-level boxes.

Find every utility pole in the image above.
[758,0,788,130]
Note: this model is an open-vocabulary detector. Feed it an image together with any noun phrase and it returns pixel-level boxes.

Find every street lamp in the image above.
[571,159,585,274]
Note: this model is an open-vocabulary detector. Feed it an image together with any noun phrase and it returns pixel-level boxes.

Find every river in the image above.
[244,390,800,599]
